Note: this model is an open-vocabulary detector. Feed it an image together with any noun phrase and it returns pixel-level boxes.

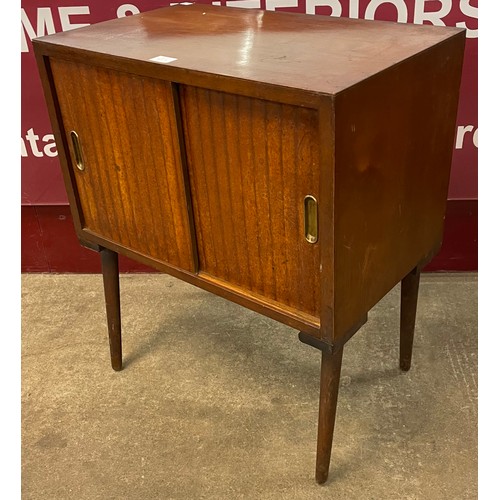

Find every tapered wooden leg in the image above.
[100,248,122,371]
[400,266,421,371]
[316,346,344,484]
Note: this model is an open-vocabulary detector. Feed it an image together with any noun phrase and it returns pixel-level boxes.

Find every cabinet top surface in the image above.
[35,4,463,95]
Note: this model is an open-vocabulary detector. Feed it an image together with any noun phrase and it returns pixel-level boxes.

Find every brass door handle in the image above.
[304,195,318,244]
[70,130,85,171]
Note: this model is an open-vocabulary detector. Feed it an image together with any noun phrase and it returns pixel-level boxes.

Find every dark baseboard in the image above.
[21,200,477,273]
[21,205,152,273]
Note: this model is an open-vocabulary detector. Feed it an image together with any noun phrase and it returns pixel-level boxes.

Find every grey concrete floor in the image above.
[21,273,477,499]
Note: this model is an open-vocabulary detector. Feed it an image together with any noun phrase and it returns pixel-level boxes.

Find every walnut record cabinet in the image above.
[33,4,465,484]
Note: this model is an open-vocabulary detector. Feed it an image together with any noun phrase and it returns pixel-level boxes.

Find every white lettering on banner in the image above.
[414,0,451,27]
[349,0,359,19]
[21,6,91,53]
[59,6,91,32]
[306,0,342,16]
[21,129,57,158]
[266,0,299,11]
[456,0,478,38]
[456,125,478,149]
[20,124,477,160]
[296,0,477,37]
[117,4,140,18]
[21,1,479,54]
[43,135,58,156]
[365,0,408,23]
[226,1,261,8]
[229,0,478,38]
[21,8,55,53]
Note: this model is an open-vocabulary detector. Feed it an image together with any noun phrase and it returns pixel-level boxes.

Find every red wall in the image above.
[21,0,478,271]
[21,201,478,273]
[21,206,153,272]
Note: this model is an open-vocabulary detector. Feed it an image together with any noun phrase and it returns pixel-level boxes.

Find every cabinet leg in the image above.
[400,266,420,371]
[100,248,122,371]
[316,346,344,484]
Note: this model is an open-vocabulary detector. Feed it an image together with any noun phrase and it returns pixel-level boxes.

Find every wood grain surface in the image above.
[181,86,321,319]
[35,4,463,96]
[50,59,195,272]
[332,32,466,341]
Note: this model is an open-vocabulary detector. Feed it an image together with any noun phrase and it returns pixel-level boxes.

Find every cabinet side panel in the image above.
[50,59,195,271]
[181,87,321,319]
[333,34,466,339]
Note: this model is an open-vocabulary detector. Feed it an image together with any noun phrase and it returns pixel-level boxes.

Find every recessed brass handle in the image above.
[70,130,85,171]
[304,195,318,244]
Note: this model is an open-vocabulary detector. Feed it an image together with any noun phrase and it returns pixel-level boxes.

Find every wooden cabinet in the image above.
[34,4,465,485]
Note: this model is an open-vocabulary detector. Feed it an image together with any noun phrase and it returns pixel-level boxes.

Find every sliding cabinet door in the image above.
[51,59,195,271]
[181,86,321,319]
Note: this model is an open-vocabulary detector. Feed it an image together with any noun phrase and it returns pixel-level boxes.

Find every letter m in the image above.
[21,8,55,53]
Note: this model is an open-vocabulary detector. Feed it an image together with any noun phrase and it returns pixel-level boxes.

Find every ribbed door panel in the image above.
[181,86,321,319]
[51,59,195,271]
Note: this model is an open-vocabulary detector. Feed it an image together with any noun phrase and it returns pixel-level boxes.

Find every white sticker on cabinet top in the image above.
[149,56,178,64]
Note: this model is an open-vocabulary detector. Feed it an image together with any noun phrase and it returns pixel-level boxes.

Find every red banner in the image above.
[21,0,477,204]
